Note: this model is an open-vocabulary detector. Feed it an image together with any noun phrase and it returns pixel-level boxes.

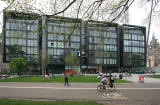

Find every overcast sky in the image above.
[0,0,159,42]
[129,0,160,42]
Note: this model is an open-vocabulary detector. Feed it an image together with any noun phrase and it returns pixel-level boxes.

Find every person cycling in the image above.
[101,76,109,86]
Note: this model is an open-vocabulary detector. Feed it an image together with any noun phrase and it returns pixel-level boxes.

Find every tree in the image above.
[0,32,2,42]
[6,44,25,59]
[9,57,27,75]
[41,45,54,75]
[138,0,160,45]
[65,53,80,69]
[1,0,135,22]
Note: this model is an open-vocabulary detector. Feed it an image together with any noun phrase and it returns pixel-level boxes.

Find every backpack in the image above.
[110,76,115,82]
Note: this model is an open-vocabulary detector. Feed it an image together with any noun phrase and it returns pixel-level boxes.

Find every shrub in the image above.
[9,57,27,75]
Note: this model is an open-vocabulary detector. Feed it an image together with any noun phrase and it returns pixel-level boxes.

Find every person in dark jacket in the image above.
[109,73,114,88]
[64,74,70,86]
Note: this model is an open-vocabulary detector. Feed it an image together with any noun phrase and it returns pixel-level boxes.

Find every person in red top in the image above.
[139,75,144,83]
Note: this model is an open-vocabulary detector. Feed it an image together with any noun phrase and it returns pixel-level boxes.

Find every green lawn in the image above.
[0,76,131,83]
[149,75,160,79]
[0,99,103,105]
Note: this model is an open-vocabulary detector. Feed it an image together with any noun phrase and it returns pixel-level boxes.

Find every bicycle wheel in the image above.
[97,85,104,92]
[108,84,116,92]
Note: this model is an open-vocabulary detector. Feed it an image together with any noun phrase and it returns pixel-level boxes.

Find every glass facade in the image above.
[2,11,146,73]
[47,17,81,64]
[4,13,39,63]
[87,22,118,65]
[123,25,146,67]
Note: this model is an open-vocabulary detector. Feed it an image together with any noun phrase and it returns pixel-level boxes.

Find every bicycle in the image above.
[97,82,116,92]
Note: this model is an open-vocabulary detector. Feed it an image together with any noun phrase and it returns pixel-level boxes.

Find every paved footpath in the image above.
[122,74,160,83]
[0,82,160,105]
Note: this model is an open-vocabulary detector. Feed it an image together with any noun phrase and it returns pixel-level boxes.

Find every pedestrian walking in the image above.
[64,74,70,86]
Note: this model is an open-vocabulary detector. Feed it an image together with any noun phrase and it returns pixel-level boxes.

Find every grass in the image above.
[0,76,131,83]
[114,79,131,83]
[0,99,103,105]
[149,75,160,79]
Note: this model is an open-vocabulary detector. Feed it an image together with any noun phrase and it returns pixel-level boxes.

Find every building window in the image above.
[110,46,117,51]
[27,40,37,46]
[22,39,26,46]
[11,39,18,45]
[18,39,23,45]
[104,45,110,51]
[6,22,10,29]
[27,48,38,54]
[124,40,132,46]
[124,34,131,39]
[124,47,132,52]
[132,34,137,40]
[140,42,144,46]
[28,32,38,39]
[53,49,64,56]
[132,41,139,46]
[6,39,10,45]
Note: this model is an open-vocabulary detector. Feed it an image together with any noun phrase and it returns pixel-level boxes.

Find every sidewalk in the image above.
[122,74,160,83]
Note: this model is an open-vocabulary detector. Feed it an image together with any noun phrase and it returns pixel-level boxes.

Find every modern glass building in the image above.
[84,21,120,73]
[1,11,146,74]
[2,11,40,73]
[122,25,146,71]
[43,16,82,73]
